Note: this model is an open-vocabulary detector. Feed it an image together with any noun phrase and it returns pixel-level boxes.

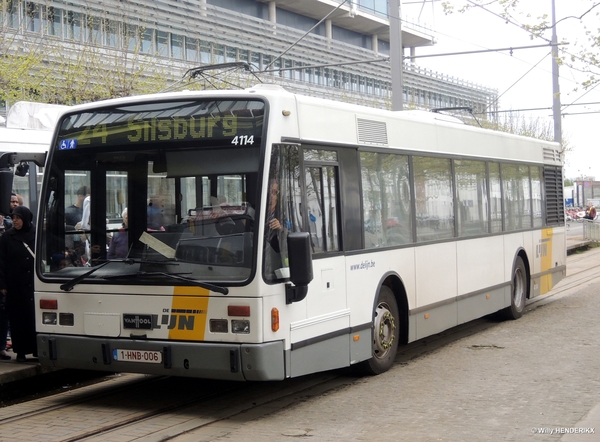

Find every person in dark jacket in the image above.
[0,213,13,360]
[0,206,37,362]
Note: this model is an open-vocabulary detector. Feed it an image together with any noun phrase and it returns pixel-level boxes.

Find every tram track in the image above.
[0,374,166,423]
[74,373,354,442]
[0,367,355,442]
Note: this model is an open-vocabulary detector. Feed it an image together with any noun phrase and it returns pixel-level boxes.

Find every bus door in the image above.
[302,150,347,321]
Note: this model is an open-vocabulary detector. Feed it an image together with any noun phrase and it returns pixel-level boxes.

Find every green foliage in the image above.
[0,6,169,107]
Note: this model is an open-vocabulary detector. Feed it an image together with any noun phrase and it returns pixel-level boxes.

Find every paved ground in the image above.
[173,243,600,442]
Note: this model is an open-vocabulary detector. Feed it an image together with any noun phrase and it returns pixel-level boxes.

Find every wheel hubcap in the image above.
[373,302,396,358]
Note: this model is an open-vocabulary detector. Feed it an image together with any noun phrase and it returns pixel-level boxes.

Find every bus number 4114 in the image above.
[231,135,254,145]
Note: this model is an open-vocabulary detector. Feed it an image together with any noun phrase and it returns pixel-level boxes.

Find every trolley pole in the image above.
[389,0,403,111]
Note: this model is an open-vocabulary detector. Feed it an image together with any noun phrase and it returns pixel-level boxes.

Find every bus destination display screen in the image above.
[56,99,265,150]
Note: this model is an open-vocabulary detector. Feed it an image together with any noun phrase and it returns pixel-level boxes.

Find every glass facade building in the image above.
[0,0,497,115]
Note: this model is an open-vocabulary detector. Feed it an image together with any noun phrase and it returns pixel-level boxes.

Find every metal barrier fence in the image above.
[583,220,600,241]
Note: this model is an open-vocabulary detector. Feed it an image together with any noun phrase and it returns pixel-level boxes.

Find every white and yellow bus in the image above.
[25,85,565,380]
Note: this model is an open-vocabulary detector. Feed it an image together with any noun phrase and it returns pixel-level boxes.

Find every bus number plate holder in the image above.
[113,349,163,364]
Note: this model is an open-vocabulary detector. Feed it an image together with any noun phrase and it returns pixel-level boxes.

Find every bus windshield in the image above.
[38,99,265,286]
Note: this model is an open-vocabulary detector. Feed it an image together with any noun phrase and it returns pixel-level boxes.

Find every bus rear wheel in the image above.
[500,256,527,320]
[357,285,400,375]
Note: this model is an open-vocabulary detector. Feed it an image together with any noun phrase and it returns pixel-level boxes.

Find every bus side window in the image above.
[305,165,339,253]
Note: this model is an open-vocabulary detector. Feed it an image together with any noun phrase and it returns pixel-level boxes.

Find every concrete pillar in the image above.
[269,2,276,34]
[326,19,332,50]
[325,19,332,38]
[389,0,403,110]
[372,34,378,55]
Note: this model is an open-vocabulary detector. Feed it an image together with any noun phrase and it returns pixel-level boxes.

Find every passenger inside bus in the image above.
[264,179,288,279]
[147,197,165,231]
[108,208,129,259]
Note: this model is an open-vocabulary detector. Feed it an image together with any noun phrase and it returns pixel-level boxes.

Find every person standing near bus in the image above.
[0,214,12,360]
[584,202,597,220]
[9,193,19,213]
[0,206,37,362]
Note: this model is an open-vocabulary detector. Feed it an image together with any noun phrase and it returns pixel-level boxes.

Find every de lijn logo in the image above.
[123,311,203,331]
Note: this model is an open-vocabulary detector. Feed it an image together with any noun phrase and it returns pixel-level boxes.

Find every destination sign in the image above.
[56,99,265,149]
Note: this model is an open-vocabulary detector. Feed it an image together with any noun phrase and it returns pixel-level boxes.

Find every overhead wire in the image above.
[460,0,600,113]
[483,51,551,114]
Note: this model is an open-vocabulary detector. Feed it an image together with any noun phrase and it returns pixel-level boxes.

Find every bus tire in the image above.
[500,256,527,320]
[356,285,400,375]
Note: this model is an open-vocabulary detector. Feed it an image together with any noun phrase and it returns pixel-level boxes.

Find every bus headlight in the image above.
[231,320,250,334]
[42,312,57,325]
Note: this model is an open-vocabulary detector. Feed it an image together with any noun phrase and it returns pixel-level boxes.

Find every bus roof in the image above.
[54,84,561,166]
[0,127,52,154]
[5,101,69,131]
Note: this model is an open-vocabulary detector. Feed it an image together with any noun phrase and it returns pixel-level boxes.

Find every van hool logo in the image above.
[123,314,153,330]
[123,310,205,331]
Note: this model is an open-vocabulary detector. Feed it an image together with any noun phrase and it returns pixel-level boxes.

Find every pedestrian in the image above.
[0,296,9,360]
[0,213,12,360]
[9,193,19,212]
[0,214,11,235]
[0,206,37,362]
[584,202,596,220]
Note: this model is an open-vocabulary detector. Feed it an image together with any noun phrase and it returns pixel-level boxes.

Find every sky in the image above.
[400,0,599,180]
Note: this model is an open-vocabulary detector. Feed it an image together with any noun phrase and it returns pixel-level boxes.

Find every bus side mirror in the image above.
[286,232,313,304]
[0,169,14,216]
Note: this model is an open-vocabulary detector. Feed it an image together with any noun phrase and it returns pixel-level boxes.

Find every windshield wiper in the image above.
[60,259,228,294]
[101,271,229,295]
[59,258,177,292]
[60,260,115,292]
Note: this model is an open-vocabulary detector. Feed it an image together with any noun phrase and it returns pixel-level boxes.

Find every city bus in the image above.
[23,84,564,380]
[0,126,52,218]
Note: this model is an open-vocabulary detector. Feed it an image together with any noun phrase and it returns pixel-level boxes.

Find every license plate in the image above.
[113,349,162,364]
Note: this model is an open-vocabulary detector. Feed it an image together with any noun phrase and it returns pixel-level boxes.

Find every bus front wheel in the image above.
[357,285,400,375]
[500,256,527,320]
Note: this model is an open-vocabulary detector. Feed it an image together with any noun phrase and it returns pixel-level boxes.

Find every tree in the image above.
[0,2,173,107]
[0,2,52,104]
[479,111,550,137]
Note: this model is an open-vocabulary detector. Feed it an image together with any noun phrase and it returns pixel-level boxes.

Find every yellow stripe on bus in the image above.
[540,228,553,295]
[169,287,210,340]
